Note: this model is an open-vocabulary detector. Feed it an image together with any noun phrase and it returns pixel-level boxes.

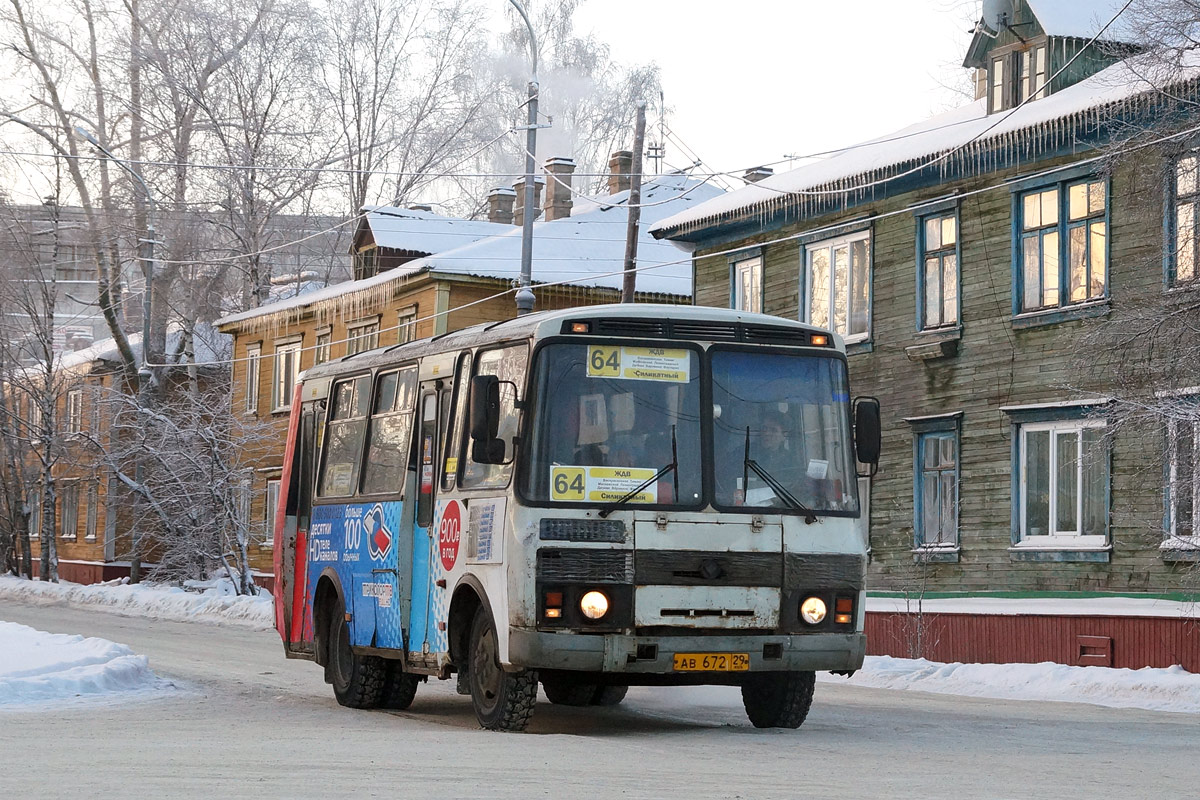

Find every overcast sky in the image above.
[572,0,980,182]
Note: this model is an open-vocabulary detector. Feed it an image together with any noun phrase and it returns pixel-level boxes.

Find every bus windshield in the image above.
[711,349,858,514]
[521,342,703,506]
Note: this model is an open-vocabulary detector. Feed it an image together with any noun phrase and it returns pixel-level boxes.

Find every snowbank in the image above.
[819,656,1200,713]
[866,594,1197,618]
[0,621,171,710]
[0,575,274,630]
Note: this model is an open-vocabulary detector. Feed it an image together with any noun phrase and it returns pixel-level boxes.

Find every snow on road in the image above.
[0,574,273,630]
[819,656,1200,713]
[0,621,174,710]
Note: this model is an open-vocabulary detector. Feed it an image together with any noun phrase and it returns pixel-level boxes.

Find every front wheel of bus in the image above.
[328,610,385,709]
[468,607,538,731]
[741,670,815,729]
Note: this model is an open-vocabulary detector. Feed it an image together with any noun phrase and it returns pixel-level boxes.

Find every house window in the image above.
[397,308,417,344]
[347,320,379,356]
[731,254,763,313]
[29,397,42,434]
[805,231,870,342]
[272,340,302,412]
[85,481,98,541]
[245,345,261,413]
[1018,419,1107,546]
[314,330,331,365]
[354,247,379,281]
[1018,179,1107,313]
[1172,152,1199,286]
[916,431,958,548]
[262,479,280,547]
[28,489,40,539]
[1166,410,1199,547]
[59,483,78,539]
[990,55,1006,112]
[1017,44,1047,103]
[66,388,83,433]
[919,213,958,330]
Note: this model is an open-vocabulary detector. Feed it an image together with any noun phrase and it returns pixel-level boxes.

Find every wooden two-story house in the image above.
[652,1,1200,668]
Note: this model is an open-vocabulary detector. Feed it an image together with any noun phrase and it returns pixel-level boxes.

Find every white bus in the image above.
[273,304,880,731]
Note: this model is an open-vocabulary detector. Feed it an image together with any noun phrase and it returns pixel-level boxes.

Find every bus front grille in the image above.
[537,549,633,584]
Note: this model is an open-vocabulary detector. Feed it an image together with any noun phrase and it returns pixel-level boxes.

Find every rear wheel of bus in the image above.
[741,670,816,728]
[327,607,385,709]
[468,607,538,731]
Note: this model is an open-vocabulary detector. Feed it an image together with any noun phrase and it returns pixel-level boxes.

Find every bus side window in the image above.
[316,375,371,498]
[360,367,418,496]
[440,351,472,491]
[460,344,527,490]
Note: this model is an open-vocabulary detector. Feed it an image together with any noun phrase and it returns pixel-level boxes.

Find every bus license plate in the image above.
[672,652,750,672]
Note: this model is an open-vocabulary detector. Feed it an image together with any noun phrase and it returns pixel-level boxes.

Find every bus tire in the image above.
[328,610,385,709]
[591,685,629,706]
[468,607,537,731]
[380,661,421,710]
[740,670,815,729]
[541,678,596,706]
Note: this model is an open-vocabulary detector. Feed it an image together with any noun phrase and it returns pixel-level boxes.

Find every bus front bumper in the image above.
[507,629,866,674]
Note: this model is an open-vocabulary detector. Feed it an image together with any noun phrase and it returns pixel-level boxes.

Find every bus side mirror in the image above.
[469,375,505,464]
[853,396,881,475]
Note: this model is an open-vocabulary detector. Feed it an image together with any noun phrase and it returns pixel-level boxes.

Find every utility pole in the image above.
[621,102,647,303]
[509,0,539,316]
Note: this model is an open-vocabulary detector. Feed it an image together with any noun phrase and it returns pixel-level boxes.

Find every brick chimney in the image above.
[513,176,544,227]
[487,187,516,224]
[742,166,774,184]
[543,157,576,221]
[608,150,633,195]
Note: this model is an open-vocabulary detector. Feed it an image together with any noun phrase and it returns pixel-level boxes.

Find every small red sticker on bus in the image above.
[438,501,462,571]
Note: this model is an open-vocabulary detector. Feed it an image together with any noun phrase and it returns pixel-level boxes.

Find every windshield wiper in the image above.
[599,426,678,518]
[743,426,818,524]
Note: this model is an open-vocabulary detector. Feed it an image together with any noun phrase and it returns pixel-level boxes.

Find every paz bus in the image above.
[272,304,880,731]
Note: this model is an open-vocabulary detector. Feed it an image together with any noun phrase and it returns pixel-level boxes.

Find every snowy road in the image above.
[2,601,1198,800]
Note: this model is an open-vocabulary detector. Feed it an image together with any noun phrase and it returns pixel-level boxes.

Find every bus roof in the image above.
[301,304,840,382]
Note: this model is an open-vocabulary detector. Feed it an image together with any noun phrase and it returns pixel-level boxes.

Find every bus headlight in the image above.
[580,590,610,620]
[800,596,827,625]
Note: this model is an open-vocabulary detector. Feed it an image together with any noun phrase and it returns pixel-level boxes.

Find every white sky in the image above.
[571,0,980,181]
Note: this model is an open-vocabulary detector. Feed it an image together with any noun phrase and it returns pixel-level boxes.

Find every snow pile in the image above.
[0,622,170,709]
[0,575,274,630]
[866,594,1196,618]
[822,656,1200,713]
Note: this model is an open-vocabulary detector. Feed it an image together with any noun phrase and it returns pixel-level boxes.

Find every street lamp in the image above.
[73,126,155,384]
[508,0,539,315]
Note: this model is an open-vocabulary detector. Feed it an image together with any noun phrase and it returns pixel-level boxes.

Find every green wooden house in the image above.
[651,0,1200,634]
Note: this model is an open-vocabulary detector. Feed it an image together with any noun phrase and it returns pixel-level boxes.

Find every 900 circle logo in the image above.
[438,501,462,571]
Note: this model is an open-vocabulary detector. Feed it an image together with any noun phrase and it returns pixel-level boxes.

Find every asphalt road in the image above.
[2,600,1198,800]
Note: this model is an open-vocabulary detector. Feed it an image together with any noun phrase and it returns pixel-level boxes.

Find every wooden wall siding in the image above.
[865,611,1200,672]
[691,145,1194,594]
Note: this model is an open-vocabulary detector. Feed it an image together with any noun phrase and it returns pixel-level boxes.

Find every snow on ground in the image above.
[0,621,174,710]
[817,656,1200,714]
[866,594,1197,618]
[0,575,274,630]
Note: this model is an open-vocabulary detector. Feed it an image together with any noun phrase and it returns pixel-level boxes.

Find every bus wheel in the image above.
[740,671,815,729]
[468,607,537,731]
[591,685,629,706]
[380,661,421,710]
[542,678,596,706]
[328,610,385,709]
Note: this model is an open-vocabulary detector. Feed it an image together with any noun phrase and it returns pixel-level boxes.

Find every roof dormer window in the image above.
[988,41,1049,113]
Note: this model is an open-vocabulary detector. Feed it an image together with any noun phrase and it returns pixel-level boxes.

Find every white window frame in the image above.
[59,482,78,540]
[732,255,763,313]
[1017,418,1107,549]
[66,388,83,433]
[313,327,332,365]
[397,307,417,344]
[804,230,871,344]
[347,319,380,356]
[1166,409,1200,549]
[272,339,302,413]
[28,489,40,539]
[262,479,280,548]
[85,481,98,541]
[245,345,262,414]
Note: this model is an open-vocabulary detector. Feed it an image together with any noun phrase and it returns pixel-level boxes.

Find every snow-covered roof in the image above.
[1024,0,1135,41]
[359,206,511,254]
[652,53,1200,239]
[216,172,724,329]
[53,324,229,375]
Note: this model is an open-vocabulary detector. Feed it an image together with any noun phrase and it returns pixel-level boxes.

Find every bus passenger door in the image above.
[408,386,442,657]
